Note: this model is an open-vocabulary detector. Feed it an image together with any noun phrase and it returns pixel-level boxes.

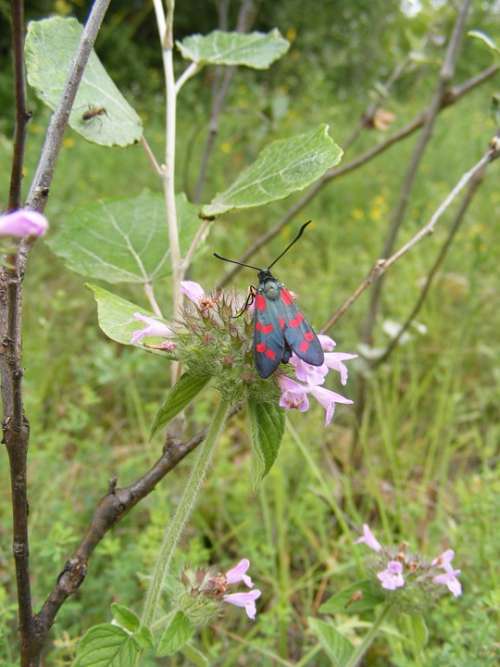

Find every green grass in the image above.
[0,39,499,666]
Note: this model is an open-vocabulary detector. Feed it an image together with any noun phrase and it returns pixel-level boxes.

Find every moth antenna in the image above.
[213,253,262,272]
[267,220,313,270]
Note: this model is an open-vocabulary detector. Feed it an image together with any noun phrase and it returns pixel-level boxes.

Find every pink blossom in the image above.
[377,560,405,590]
[180,280,205,305]
[318,335,336,351]
[432,549,455,571]
[0,209,48,237]
[289,355,328,385]
[324,352,358,386]
[278,376,310,412]
[225,559,253,589]
[308,385,353,425]
[223,589,262,620]
[131,313,174,345]
[433,569,462,597]
[355,524,382,552]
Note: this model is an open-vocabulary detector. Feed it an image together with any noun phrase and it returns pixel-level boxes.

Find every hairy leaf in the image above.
[308,618,354,667]
[156,611,194,657]
[151,372,212,436]
[74,623,139,667]
[177,29,289,69]
[48,192,199,285]
[319,579,385,615]
[110,604,140,634]
[202,125,343,217]
[248,399,285,481]
[25,17,142,147]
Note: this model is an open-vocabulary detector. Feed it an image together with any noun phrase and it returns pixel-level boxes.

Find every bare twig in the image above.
[140,135,164,177]
[373,157,489,364]
[193,0,256,204]
[34,404,241,639]
[361,0,471,344]
[144,281,163,317]
[321,141,499,333]
[215,63,498,289]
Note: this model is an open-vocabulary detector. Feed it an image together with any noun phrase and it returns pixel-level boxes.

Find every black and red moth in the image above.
[214,221,325,379]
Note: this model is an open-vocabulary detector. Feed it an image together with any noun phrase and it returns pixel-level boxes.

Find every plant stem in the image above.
[344,601,393,667]
[140,398,230,628]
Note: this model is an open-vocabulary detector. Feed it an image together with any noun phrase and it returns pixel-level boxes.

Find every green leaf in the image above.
[180,642,210,667]
[151,372,212,436]
[74,623,139,667]
[201,125,343,217]
[248,399,285,481]
[319,579,385,615]
[468,30,499,54]
[87,284,166,347]
[406,613,429,651]
[133,626,154,651]
[25,17,142,147]
[308,618,354,667]
[48,192,199,285]
[110,604,140,634]
[177,29,289,69]
[156,611,194,657]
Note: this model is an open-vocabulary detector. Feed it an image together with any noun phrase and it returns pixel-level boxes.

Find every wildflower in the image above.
[377,560,405,590]
[318,334,336,351]
[432,569,462,597]
[323,352,358,386]
[223,589,262,620]
[309,384,353,425]
[181,280,205,306]
[225,559,254,588]
[278,376,310,412]
[432,549,455,571]
[0,209,48,237]
[355,524,382,552]
[131,313,174,346]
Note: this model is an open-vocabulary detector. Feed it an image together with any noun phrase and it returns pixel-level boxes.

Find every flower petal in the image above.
[290,354,328,385]
[309,385,353,425]
[223,589,262,620]
[131,313,174,344]
[0,209,48,237]
[318,334,336,351]
[225,559,253,588]
[377,560,405,590]
[324,352,358,385]
[355,524,383,552]
[180,280,205,305]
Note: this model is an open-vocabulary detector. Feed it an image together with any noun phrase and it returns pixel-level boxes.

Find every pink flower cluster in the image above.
[222,559,262,620]
[0,209,48,238]
[278,335,356,425]
[356,524,462,597]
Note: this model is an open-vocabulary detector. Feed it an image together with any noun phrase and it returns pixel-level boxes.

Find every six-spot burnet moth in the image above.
[214,221,324,378]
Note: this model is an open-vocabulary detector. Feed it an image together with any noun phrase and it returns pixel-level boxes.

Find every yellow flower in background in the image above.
[63,137,75,149]
[54,0,71,16]
[221,142,232,154]
[369,194,387,222]
[351,208,364,221]
[286,27,297,42]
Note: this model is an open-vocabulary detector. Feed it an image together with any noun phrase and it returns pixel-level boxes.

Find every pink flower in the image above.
[0,209,48,237]
[223,589,262,620]
[324,352,358,386]
[432,549,455,571]
[278,376,310,412]
[318,334,336,352]
[225,559,253,589]
[308,385,353,425]
[433,569,462,597]
[289,355,328,385]
[355,524,382,552]
[377,560,405,590]
[131,313,174,345]
[180,280,205,305]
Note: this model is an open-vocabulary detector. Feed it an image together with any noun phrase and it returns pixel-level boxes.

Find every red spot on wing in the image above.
[265,349,276,360]
[299,340,309,352]
[304,331,314,341]
[289,312,304,328]
[255,294,266,311]
[256,342,266,353]
[256,321,274,334]
[279,318,286,329]
[280,289,293,305]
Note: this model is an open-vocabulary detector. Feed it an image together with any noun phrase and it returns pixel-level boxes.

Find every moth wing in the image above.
[253,296,286,379]
[280,288,324,367]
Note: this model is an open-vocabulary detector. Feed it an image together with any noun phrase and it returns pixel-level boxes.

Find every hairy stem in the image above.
[344,601,393,667]
[141,399,230,627]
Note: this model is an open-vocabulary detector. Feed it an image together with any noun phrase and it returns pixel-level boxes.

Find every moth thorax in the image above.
[262,279,281,300]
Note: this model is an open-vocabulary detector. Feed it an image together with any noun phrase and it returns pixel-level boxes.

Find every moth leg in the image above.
[232,285,256,319]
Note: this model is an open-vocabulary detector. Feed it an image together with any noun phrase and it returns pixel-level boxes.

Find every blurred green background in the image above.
[0,0,499,665]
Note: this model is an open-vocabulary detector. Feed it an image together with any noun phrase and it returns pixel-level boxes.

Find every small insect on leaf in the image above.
[81,105,108,122]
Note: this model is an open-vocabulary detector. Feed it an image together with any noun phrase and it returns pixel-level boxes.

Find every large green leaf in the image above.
[74,623,139,667]
[48,192,199,285]
[202,125,343,217]
[177,29,289,69]
[319,579,385,615]
[87,284,167,347]
[180,643,210,666]
[308,618,354,667]
[248,399,285,481]
[151,372,212,436]
[156,611,194,657]
[110,604,140,634]
[25,17,142,147]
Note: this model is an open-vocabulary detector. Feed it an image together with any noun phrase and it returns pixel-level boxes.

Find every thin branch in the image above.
[140,135,164,178]
[321,141,499,333]
[8,0,30,210]
[193,0,256,204]
[34,404,241,639]
[175,61,201,94]
[215,62,498,289]
[361,0,471,344]
[182,218,212,272]
[144,282,163,317]
[375,164,487,365]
